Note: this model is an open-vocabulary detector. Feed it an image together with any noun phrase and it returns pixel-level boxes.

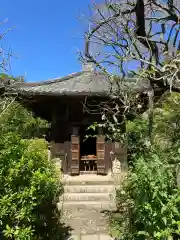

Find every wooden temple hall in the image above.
[12,65,127,176]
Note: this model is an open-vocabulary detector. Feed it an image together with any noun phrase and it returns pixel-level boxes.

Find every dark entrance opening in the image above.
[79,125,97,172]
[80,127,96,156]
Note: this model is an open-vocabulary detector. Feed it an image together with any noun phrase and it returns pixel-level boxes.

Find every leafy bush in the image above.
[110,148,180,239]
[0,136,63,240]
[0,101,65,239]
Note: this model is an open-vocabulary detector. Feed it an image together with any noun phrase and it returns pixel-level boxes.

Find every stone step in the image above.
[64,184,115,194]
[64,234,114,240]
[58,201,116,211]
[64,180,114,186]
[63,175,114,186]
[63,214,109,225]
[61,192,115,201]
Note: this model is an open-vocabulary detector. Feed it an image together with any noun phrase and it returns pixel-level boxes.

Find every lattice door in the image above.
[96,135,106,174]
[70,135,80,175]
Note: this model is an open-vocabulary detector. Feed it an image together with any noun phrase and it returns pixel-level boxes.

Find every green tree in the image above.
[0,101,49,139]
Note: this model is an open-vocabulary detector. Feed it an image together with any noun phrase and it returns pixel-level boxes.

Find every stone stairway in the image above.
[59,175,116,238]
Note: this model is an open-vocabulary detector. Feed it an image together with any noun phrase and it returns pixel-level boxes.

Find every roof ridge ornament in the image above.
[82,62,95,72]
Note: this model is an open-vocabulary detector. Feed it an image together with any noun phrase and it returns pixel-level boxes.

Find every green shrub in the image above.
[110,147,180,240]
[0,135,63,240]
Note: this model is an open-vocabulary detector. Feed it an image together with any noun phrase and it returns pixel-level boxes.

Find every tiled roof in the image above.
[11,71,114,97]
[8,70,154,99]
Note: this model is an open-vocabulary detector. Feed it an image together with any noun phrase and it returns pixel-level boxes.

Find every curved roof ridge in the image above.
[13,70,109,88]
[15,71,86,87]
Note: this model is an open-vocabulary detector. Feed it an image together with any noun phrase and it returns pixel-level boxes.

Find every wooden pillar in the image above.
[49,107,69,174]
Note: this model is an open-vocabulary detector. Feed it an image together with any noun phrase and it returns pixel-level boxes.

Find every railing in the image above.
[80,155,97,171]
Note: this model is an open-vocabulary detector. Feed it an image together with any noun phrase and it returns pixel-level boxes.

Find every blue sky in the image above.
[1,0,92,82]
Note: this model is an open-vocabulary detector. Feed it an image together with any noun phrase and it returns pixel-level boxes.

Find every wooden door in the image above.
[96,135,106,174]
[70,135,80,175]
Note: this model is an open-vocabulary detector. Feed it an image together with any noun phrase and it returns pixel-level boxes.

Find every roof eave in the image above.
[15,89,110,98]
